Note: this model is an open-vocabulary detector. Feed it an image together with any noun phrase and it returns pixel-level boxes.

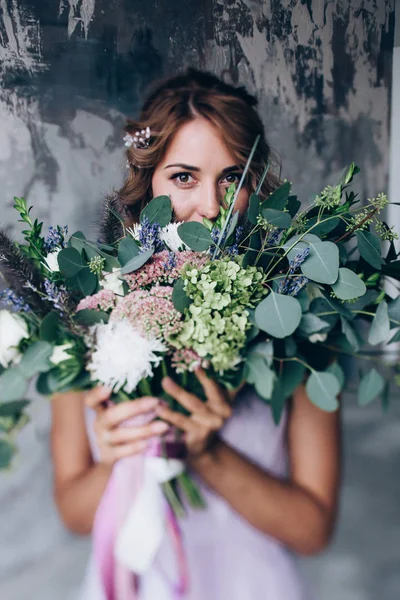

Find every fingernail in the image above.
[141,397,159,409]
[151,421,169,434]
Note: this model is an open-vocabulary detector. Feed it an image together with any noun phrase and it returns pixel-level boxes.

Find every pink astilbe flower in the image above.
[111,285,183,342]
[171,347,210,373]
[124,250,208,291]
[76,289,117,312]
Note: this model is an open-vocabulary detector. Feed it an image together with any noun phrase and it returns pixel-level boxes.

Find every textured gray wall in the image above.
[0,2,398,599]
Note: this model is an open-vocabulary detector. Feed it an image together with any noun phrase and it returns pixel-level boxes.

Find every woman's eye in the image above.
[171,172,195,185]
[220,173,241,186]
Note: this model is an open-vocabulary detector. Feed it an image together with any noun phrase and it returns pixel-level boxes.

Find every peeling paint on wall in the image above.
[59,0,96,39]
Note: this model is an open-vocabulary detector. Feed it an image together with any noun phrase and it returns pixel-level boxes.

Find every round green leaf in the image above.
[246,354,276,400]
[255,292,302,338]
[264,181,291,210]
[326,362,345,391]
[287,196,301,217]
[39,311,61,342]
[69,269,97,296]
[247,193,261,224]
[0,439,15,469]
[331,268,367,300]
[172,278,191,313]
[340,317,360,352]
[308,217,341,237]
[298,313,329,336]
[306,371,340,411]
[121,247,154,275]
[118,237,140,265]
[368,300,390,346]
[260,208,292,229]
[19,341,54,377]
[356,230,383,270]
[300,241,339,284]
[0,367,27,401]
[177,222,213,251]
[74,309,109,325]
[358,368,385,406]
[140,195,172,227]
[57,247,84,277]
[282,234,320,261]
[0,400,29,418]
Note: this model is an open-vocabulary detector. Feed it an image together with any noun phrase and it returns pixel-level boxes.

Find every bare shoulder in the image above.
[51,390,93,487]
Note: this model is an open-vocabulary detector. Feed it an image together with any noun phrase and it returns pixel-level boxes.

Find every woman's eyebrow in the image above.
[164,163,200,171]
[164,163,240,174]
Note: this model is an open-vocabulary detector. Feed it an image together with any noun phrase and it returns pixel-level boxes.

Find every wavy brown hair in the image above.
[117,68,281,224]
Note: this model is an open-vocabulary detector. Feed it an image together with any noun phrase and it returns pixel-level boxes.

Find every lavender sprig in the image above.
[44,225,68,252]
[139,216,164,253]
[0,288,31,312]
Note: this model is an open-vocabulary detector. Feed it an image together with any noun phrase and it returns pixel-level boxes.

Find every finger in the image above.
[99,397,160,429]
[105,420,169,446]
[194,368,232,419]
[161,377,209,415]
[191,411,224,431]
[111,439,149,461]
[84,386,112,413]
[155,405,197,434]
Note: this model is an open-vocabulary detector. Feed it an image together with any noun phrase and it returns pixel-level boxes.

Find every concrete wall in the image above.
[0,2,397,599]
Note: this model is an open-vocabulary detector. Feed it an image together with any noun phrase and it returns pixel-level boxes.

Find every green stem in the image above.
[177,472,206,509]
[162,481,186,518]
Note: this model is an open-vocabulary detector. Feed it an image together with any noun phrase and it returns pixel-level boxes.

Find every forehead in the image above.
[161,117,236,168]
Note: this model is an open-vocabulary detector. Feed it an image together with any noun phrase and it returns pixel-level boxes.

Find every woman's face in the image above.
[151,118,250,223]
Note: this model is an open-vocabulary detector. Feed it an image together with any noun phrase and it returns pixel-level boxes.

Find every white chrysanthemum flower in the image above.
[308,332,328,344]
[87,320,166,393]
[126,223,141,240]
[159,222,188,252]
[99,268,124,295]
[44,249,61,272]
[50,343,73,365]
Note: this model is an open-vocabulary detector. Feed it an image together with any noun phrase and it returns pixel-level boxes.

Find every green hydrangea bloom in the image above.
[169,256,267,373]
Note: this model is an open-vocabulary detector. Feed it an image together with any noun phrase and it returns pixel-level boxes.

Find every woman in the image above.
[51,69,341,600]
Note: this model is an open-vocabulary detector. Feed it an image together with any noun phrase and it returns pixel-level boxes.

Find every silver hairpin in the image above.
[123,126,151,149]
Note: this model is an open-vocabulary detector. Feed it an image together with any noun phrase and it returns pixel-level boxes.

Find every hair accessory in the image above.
[123,126,151,149]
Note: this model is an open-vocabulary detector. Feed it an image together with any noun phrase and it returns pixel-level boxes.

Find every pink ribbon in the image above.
[92,410,189,600]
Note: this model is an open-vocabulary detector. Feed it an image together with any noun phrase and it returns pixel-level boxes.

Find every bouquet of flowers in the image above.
[1,145,399,481]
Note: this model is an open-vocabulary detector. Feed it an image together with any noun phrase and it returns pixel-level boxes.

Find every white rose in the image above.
[44,249,61,272]
[50,343,73,365]
[0,310,30,367]
[308,332,328,344]
[99,268,124,295]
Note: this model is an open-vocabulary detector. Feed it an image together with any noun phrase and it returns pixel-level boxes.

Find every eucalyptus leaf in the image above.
[340,317,360,352]
[279,360,306,399]
[331,268,367,300]
[255,292,302,338]
[261,208,292,229]
[382,260,400,279]
[350,290,379,312]
[0,368,27,401]
[326,362,345,390]
[306,371,340,411]
[309,298,339,329]
[358,368,385,406]
[172,279,191,313]
[74,309,109,325]
[118,237,140,265]
[57,247,84,277]
[0,400,29,418]
[39,311,61,342]
[140,195,172,227]
[309,217,340,237]
[247,193,261,224]
[246,354,276,400]
[19,341,53,378]
[356,230,383,270]
[226,211,239,241]
[300,241,339,285]
[287,196,301,217]
[282,234,321,262]
[68,269,97,296]
[121,247,154,275]
[69,234,100,261]
[368,300,390,345]
[388,296,400,324]
[270,381,286,425]
[0,439,15,469]
[177,222,213,251]
[264,181,291,210]
[389,328,400,343]
[298,313,330,336]
[248,340,274,366]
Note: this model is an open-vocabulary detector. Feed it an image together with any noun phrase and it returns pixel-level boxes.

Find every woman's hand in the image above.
[84,386,169,466]
[157,368,233,458]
